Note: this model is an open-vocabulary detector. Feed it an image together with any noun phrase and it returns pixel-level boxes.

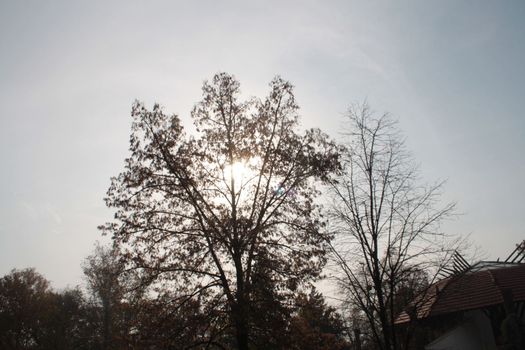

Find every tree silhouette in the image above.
[329,104,456,350]
[0,268,52,349]
[0,268,88,350]
[101,73,340,349]
[289,289,351,350]
[82,244,131,350]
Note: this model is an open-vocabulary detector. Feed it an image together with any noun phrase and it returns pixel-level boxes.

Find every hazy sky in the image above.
[1,1,524,289]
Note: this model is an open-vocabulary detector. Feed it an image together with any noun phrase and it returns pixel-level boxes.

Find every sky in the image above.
[0,1,524,289]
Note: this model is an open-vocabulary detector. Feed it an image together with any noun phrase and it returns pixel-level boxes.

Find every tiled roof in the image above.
[395,263,525,324]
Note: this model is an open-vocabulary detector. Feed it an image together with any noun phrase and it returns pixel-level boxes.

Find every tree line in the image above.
[1,73,458,349]
[0,248,350,349]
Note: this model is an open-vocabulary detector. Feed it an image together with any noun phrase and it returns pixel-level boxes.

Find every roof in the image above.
[395,263,525,324]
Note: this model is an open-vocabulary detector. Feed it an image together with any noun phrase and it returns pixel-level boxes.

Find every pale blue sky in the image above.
[1,1,524,288]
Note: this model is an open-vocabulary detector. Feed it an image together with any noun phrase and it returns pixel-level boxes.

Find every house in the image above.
[395,242,525,350]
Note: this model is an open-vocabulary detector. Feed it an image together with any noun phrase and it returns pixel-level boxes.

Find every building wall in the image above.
[425,310,496,350]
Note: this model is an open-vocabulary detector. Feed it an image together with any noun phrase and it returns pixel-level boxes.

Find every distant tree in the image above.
[130,289,227,349]
[0,268,89,350]
[37,288,89,350]
[101,73,340,349]
[289,289,351,350]
[82,244,130,350]
[0,268,52,349]
[328,104,456,350]
[245,250,294,349]
[83,244,222,349]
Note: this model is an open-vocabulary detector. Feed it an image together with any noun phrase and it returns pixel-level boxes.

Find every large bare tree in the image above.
[101,73,340,349]
[328,104,456,350]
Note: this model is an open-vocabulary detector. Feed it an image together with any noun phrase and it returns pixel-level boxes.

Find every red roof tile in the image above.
[395,263,525,324]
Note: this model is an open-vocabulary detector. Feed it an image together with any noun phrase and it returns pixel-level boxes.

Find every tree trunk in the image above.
[102,299,112,350]
[235,319,249,350]
[376,281,393,350]
[233,302,249,350]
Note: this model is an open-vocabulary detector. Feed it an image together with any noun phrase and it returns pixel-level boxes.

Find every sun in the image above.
[228,161,249,181]
[223,158,260,191]
[224,160,250,184]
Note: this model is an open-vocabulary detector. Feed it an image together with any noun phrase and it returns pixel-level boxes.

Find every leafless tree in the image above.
[328,103,457,350]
